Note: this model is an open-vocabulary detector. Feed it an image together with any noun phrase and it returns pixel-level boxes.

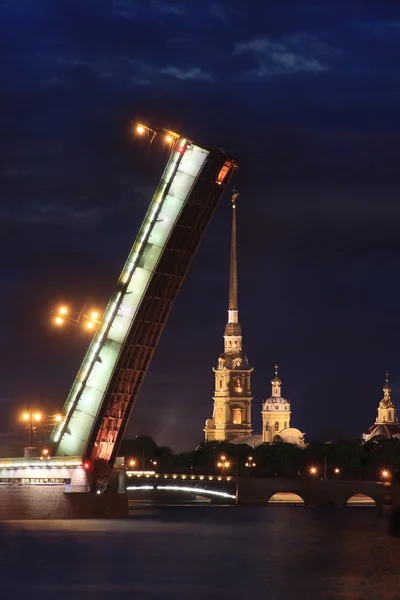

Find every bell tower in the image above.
[376,372,398,424]
[262,365,291,443]
[204,191,253,441]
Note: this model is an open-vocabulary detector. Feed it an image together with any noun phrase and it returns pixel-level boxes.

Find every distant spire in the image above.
[381,370,394,408]
[229,189,239,313]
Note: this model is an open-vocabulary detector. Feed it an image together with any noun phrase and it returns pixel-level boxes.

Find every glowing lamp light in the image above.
[136,124,145,134]
[165,135,173,143]
[87,321,94,329]
[310,467,317,475]
[55,415,63,422]
[382,469,389,478]
[42,448,49,456]
[22,413,29,421]
[91,311,99,320]
[334,468,340,474]
[59,306,68,315]
[129,459,136,467]
[82,462,90,470]
[33,413,41,422]
[55,316,64,325]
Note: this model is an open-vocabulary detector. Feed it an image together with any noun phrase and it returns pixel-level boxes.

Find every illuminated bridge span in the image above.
[47,129,236,492]
[126,472,237,503]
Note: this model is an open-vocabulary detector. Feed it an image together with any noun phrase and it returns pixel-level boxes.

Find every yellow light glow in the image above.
[87,321,94,329]
[55,316,64,325]
[34,413,41,421]
[382,469,389,478]
[91,311,99,320]
[55,415,63,422]
[22,413,29,421]
[136,124,145,134]
[165,135,173,143]
[310,467,317,474]
[225,462,230,468]
[220,455,226,461]
[59,306,68,315]
[129,459,136,467]
[42,449,49,456]
[334,468,340,474]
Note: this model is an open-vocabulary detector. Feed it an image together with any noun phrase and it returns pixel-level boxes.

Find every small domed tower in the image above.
[262,365,291,443]
[363,372,400,441]
[377,372,397,424]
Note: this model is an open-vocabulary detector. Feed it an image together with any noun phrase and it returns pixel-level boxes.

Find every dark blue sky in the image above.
[1,0,400,452]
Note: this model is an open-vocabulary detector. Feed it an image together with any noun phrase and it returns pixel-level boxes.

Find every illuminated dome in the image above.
[279,428,306,448]
[364,423,400,441]
[363,372,400,442]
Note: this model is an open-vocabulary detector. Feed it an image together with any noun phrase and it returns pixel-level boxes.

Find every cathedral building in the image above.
[363,372,400,441]
[204,191,253,442]
[204,192,304,447]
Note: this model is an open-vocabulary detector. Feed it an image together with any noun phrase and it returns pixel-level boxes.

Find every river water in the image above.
[0,507,399,599]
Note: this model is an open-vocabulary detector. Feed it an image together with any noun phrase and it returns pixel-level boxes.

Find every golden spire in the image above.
[228,188,239,312]
[271,364,282,386]
[380,370,394,408]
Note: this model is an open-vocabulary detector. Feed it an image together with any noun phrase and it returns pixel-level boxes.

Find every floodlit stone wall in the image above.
[0,485,128,519]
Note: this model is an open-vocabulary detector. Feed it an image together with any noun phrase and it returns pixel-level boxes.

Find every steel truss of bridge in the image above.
[43,130,237,493]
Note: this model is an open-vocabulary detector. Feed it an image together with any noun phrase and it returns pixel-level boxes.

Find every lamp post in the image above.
[217,455,230,475]
[52,305,101,331]
[245,456,256,474]
[22,406,41,450]
[21,407,64,457]
[309,465,340,481]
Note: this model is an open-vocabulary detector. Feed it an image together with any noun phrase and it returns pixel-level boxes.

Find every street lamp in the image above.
[129,459,136,468]
[52,305,101,331]
[217,456,230,474]
[21,406,42,449]
[20,407,64,454]
[310,466,317,475]
[245,456,256,471]
[134,122,179,146]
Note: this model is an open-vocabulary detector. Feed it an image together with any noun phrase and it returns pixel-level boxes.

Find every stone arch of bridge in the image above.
[345,493,377,507]
[268,492,305,505]
[266,490,307,505]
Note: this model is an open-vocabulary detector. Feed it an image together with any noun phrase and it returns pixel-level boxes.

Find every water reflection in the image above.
[0,507,398,600]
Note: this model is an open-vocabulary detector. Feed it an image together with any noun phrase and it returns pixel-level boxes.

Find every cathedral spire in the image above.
[224,190,242,343]
[228,189,239,317]
[381,371,393,407]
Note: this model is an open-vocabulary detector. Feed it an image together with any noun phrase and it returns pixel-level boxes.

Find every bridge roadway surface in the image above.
[126,472,387,508]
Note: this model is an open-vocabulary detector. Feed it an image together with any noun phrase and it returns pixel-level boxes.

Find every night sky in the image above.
[1,0,400,453]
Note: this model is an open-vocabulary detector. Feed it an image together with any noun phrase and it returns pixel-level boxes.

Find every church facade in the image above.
[363,373,400,441]
[204,191,304,447]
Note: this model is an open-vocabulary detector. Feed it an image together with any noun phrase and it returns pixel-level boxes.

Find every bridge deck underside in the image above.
[89,152,235,488]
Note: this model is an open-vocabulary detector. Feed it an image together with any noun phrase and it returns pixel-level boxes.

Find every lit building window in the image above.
[233,409,242,425]
[234,376,243,393]
[274,422,279,431]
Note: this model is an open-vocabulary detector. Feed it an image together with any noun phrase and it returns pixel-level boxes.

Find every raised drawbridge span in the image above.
[49,128,237,491]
